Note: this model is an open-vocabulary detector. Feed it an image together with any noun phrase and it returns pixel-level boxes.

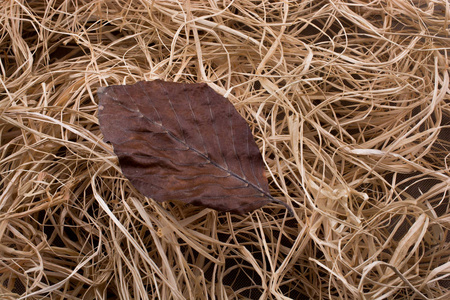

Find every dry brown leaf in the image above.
[98,80,292,214]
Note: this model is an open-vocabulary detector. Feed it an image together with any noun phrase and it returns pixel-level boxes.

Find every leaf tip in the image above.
[269,198,296,219]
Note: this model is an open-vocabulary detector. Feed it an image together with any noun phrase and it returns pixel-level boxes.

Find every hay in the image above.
[1,0,449,299]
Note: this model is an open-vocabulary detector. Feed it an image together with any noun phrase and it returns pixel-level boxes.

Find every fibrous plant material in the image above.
[0,0,449,299]
[98,80,292,214]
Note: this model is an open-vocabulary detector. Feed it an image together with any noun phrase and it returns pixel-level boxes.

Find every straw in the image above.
[1,0,449,299]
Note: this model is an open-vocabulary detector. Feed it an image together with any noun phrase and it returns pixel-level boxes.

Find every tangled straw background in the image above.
[1,0,449,299]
